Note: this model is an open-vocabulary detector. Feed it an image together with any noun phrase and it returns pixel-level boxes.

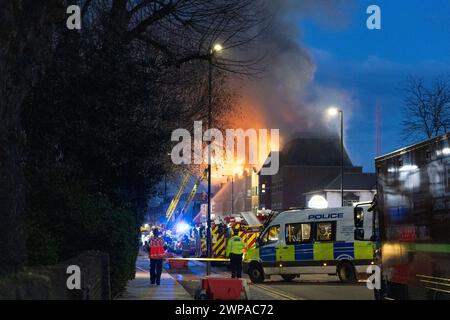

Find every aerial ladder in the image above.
[174,172,206,224]
[165,173,191,223]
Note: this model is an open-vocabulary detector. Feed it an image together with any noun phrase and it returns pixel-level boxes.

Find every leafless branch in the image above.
[401,75,450,142]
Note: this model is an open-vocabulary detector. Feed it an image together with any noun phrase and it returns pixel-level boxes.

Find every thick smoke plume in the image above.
[229,0,355,142]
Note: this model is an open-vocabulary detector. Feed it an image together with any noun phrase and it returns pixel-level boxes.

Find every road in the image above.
[136,255,374,300]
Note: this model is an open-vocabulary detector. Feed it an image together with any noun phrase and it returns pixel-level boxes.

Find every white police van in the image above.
[243,204,375,283]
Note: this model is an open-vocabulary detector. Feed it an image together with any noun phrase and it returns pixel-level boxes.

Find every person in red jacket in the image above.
[149,228,166,286]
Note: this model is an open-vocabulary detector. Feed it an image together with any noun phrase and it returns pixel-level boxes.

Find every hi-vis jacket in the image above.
[149,237,165,259]
[226,235,245,256]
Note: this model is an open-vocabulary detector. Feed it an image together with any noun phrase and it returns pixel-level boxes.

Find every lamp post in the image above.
[206,43,223,276]
[327,107,344,207]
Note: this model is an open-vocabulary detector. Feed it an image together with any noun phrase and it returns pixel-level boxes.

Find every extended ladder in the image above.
[175,172,206,223]
[165,174,191,222]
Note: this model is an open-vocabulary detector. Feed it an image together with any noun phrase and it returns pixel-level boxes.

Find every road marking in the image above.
[425,286,450,294]
[254,284,302,300]
[417,274,450,282]
[420,279,450,287]
[168,257,230,262]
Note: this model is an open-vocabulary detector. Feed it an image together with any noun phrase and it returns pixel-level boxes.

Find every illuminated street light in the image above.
[308,195,329,209]
[176,222,190,234]
[327,107,339,117]
[212,43,224,53]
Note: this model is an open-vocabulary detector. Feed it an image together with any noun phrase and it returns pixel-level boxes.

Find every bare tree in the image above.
[401,76,450,141]
[80,0,269,74]
[1,0,268,279]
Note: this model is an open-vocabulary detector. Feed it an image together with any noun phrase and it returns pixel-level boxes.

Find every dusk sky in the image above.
[297,0,450,171]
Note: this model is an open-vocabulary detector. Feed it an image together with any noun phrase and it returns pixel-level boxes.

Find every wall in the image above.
[270,166,363,210]
[0,251,110,300]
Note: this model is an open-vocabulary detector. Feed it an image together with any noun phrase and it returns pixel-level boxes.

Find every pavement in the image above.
[118,252,374,300]
[116,253,192,300]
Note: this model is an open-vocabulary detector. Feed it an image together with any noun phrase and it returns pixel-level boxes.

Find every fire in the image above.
[208,94,283,183]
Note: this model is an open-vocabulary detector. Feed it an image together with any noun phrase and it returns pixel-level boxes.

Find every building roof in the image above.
[322,172,377,191]
[279,133,354,167]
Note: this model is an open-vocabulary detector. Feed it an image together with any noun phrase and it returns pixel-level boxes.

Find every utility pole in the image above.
[206,56,213,276]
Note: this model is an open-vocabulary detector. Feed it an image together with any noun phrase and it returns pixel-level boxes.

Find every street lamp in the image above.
[206,43,223,276]
[327,107,344,207]
[212,44,223,53]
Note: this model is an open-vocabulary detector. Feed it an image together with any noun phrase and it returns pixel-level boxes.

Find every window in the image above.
[286,223,312,244]
[261,225,280,245]
[343,199,360,207]
[315,222,334,241]
[446,163,450,193]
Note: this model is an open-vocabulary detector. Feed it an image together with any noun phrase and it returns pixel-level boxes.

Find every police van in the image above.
[243,205,375,283]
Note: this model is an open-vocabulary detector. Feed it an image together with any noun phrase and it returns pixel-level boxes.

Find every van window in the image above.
[315,222,334,241]
[285,223,312,244]
[261,225,280,245]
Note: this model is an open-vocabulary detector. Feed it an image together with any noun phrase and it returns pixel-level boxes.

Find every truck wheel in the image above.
[374,288,383,300]
[337,262,357,283]
[199,293,209,300]
[248,264,265,283]
[281,274,297,282]
[194,288,209,300]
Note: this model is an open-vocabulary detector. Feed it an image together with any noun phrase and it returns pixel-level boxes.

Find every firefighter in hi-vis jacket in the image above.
[148,228,166,285]
[226,228,245,278]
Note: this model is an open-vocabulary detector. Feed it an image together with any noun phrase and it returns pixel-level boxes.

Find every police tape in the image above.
[166,257,230,262]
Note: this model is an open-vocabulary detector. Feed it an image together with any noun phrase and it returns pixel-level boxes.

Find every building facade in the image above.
[258,133,376,210]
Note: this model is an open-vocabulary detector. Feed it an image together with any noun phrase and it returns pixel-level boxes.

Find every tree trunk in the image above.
[0,0,64,275]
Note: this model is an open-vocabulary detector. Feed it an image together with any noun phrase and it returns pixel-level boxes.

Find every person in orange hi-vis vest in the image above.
[149,228,166,286]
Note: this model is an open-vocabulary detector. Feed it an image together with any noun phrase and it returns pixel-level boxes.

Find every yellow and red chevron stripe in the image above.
[244,232,259,251]
[201,233,207,255]
[212,234,226,257]
[212,225,226,257]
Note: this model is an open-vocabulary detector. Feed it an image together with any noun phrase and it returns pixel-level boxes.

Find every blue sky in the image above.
[297,0,450,171]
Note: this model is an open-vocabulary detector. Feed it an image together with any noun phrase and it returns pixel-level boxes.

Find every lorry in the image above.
[355,133,450,300]
[243,205,376,283]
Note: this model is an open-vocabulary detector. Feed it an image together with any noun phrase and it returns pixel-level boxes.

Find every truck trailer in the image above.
[355,133,450,300]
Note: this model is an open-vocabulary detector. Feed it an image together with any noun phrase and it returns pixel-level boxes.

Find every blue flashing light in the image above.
[176,222,190,234]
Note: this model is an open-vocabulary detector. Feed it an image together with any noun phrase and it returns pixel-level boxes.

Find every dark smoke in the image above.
[231,0,356,141]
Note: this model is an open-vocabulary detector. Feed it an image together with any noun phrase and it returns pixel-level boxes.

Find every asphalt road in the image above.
[212,265,373,300]
[251,275,374,300]
[159,258,375,300]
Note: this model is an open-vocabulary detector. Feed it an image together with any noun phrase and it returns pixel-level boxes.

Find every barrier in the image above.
[200,278,245,300]
[167,257,230,262]
[169,259,188,269]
